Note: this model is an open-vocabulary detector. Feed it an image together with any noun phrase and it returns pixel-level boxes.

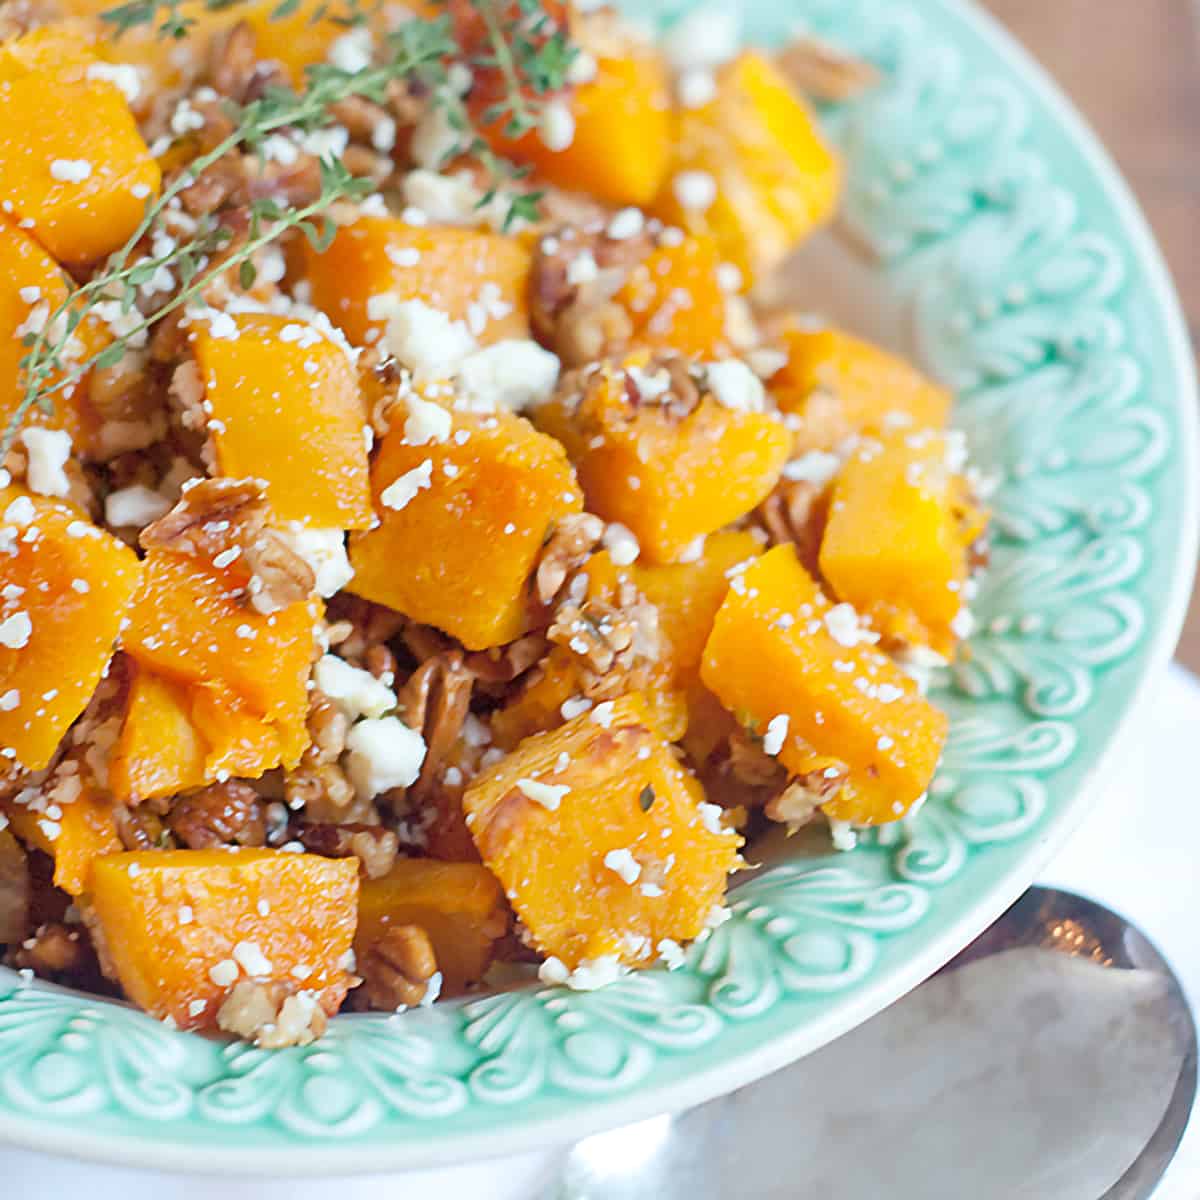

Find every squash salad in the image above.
[0,0,987,1044]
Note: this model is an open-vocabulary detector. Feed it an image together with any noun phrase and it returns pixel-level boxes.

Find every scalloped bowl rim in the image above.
[0,0,1196,1175]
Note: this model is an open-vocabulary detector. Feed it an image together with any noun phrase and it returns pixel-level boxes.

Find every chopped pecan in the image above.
[142,477,315,612]
[533,512,605,607]
[765,766,848,831]
[114,803,171,851]
[209,21,289,105]
[0,831,29,945]
[357,924,438,1010]
[168,780,267,849]
[294,822,399,879]
[306,691,350,765]
[397,652,474,802]
[325,595,407,665]
[755,478,829,575]
[12,922,90,979]
[776,36,880,101]
[463,633,548,688]
[284,761,364,823]
[726,728,789,790]
[216,979,328,1048]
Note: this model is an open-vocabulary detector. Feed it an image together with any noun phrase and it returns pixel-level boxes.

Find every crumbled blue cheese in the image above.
[828,818,858,852]
[672,170,717,212]
[602,522,640,566]
[314,654,395,721]
[538,100,576,152]
[380,459,433,512]
[762,714,789,757]
[538,954,628,991]
[0,612,32,649]
[704,360,765,412]
[656,938,685,970]
[276,526,354,597]
[782,450,842,487]
[369,297,476,381]
[104,485,171,531]
[824,603,878,648]
[86,61,142,104]
[402,393,453,445]
[517,777,570,811]
[327,26,373,73]
[19,428,71,498]
[454,340,560,412]
[606,208,645,241]
[49,159,93,183]
[602,848,642,884]
[345,716,427,799]
[232,940,272,977]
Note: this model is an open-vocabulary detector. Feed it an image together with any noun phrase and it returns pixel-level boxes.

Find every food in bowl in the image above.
[0,0,988,1045]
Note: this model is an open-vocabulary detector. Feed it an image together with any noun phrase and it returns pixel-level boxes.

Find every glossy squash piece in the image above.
[652,52,840,285]
[110,668,208,803]
[0,29,161,265]
[700,544,947,825]
[120,550,317,760]
[614,234,729,359]
[633,529,763,688]
[464,694,741,970]
[89,849,359,1031]
[535,362,790,563]
[770,326,952,453]
[349,404,583,650]
[819,433,981,657]
[0,219,112,454]
[356,859,509,996]
[0,488,142,771]
[304,217,532,348]
[192,312,372,530]
[484,47,673,208]
[2,780,122,897]
[110,668,288,803]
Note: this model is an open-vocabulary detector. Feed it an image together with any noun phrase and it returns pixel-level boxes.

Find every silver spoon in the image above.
[553,888,1197,1200]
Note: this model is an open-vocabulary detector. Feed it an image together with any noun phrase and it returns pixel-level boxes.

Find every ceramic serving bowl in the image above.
[0,0,1196,1177]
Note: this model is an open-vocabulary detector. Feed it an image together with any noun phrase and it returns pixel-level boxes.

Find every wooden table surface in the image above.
[982,0,1200,668]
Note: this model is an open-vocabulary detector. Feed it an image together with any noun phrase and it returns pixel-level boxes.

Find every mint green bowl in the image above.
[1,0,1196,1175]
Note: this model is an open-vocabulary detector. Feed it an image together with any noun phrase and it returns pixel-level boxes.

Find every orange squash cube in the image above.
[535,361,790,563]
[819,433,979,656]
[89,849,359,1031]
[349,404,583,650]
[701,545,948,825]
[110,667,289,803]
[305,217,532,348]
[464,694,741,970]
[633,529,763,688]
[614,234,730,359]
[0,488,142,770]
[652,52,840,285]
[770,326,951,453]
[2,778,122,896]
[192,313,372,530]
[0,29,161,266]
[110,668,208,803]
[485,48,672,208]
[355,859,508,996]
[0,219,113,454]
[120,550,317,758]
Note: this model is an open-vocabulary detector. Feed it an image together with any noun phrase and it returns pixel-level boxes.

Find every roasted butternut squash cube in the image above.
[349,404,583,649]
[305,217,532,348]
[633,529,762,688]
[0,488,142,770]
[464,694,741,970]
[614,234,729,359]
[535,362,790,563]
[0,219,113,454]
[111,668,288,803]
[192,313,371,529]
[2,779,121,897]
[701,545,947,825]
[110,668,208,803]
[0,29,161,265]
[770,326,951,453]
[121,550,317,761]
[356,859,508,997]
[242,0,345,87]
[485,48,672,208]
[652,52,840,285]
[89,849,359,1031]
[819,433,978,657]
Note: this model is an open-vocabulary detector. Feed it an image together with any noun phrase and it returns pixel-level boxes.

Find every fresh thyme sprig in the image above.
[5,2,577,453]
